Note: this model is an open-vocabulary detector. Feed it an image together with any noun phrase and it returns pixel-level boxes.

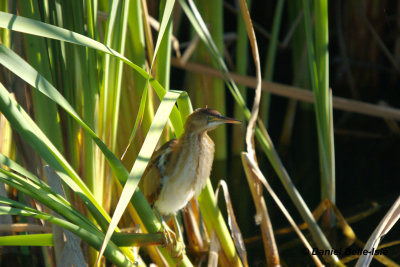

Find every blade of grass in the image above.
[197,180,242,267]
[19,0,64,153]
[0,11,187,264]
[189,0,227,163]
[97,1,183,263]
[0,169,130,265]
[97,0,131,221]
[120,85,148,160]
[123,0,153,165]
[355,196,400,267]
[0,40,154,223]
[0,12,182,136]
[0,82,109,230]
[261,0,285,127]
[0,233,54,246]
[0,167,98,234]
[156,0,174,91]
[100,0,130,153]
[232,0,251,155]
[177,91,193,123]
[0,204,132,266]
[151,0,175,68]
[148,0,175,146]
[302,0,333,204]
[0,52,187,266]
[96,90,185,266]
[0,1,9,47]
[0,154,87,215]
[0,82,136,263]
[315,0,335,205]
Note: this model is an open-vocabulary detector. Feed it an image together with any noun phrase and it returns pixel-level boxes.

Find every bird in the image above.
[139,107,241,253]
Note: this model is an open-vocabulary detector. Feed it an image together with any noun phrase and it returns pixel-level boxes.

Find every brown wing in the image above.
[139,139,178,205]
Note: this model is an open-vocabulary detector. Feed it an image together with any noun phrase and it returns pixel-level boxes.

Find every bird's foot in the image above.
[161,220,185,259]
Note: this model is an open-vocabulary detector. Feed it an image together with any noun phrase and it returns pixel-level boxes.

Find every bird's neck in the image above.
[180,130,212,146]
[175,131,215,161]
[176,130,215,188]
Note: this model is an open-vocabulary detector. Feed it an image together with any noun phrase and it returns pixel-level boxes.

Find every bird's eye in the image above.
[206,116,211,122]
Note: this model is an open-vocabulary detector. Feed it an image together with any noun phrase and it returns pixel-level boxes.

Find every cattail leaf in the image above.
[96,90,184,266]
[0,233,54,246]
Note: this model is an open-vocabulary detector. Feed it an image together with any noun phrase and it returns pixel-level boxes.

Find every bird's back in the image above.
[139,139,178,205]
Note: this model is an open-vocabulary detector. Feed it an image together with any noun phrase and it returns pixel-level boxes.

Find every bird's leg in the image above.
[155,209,176,247]
[155,209,185,258]
[172,214,186,258]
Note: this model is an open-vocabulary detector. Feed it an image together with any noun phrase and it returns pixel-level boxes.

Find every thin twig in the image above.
[215,181,249,267]
[237,0,280,265]
[242,154,325,267]
[0,223,52,233]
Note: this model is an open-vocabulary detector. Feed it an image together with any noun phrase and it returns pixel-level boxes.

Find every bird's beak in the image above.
[214,115,241,124]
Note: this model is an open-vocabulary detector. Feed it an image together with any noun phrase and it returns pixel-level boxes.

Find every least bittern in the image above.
[139,108,241,254]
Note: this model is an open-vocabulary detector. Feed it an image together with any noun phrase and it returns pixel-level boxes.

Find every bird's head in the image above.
[184,108,241,134]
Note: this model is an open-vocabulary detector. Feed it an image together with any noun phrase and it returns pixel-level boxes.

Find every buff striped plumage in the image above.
[139,108,239,215]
